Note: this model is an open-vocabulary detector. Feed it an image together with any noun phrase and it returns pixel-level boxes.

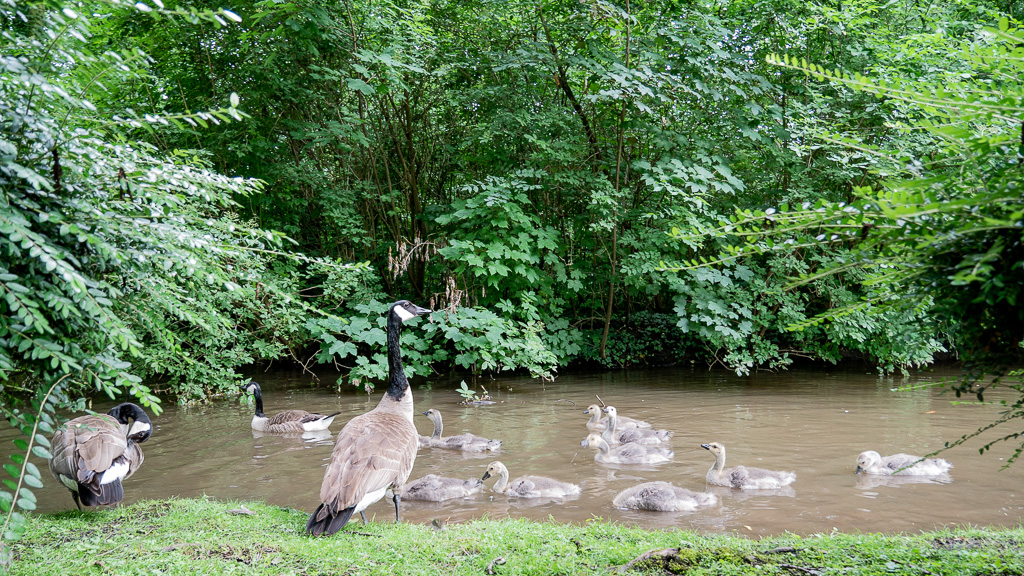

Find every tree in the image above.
[0,0,314,555]
[683,14,1024,461]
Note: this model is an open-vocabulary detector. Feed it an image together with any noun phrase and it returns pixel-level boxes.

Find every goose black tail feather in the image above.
[306,503,356,537]
[78,480,124,507]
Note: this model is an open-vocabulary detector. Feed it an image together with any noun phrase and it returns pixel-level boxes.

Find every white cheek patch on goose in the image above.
[100,461,130,485]
[128,421,151,437]
[394,306,417,323]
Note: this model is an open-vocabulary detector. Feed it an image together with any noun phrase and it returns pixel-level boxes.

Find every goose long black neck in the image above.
[252,389,265,418]
[385,308,409,400]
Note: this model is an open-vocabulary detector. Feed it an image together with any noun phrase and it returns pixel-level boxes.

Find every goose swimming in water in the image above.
[48,403,153,509]
[422,408,501,452]
[481,461,581,499]
[601,406,671,446]
[701,442,796,489]
[581,433,673,465]
[241,381,340,434]
[306,300,431,537]
[613,481,717,512]
[401,474,483,501]
[855,450,953,476]
[583,404,649,431]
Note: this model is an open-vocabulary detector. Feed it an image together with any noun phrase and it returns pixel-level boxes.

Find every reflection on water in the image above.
[5,367,1023,535]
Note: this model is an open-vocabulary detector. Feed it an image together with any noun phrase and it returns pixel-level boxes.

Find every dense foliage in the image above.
[91,0,1021,379]
[2,0,1023,559]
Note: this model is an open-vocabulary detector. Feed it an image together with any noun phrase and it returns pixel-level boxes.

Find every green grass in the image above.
[6,498,1024,575]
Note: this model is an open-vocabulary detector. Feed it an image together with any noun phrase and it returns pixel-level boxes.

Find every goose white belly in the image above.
[99,461,130,485]
[354,487,389,513]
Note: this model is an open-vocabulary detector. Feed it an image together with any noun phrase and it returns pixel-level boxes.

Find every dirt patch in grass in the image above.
[185,543,282,565]
[932,536,988,550]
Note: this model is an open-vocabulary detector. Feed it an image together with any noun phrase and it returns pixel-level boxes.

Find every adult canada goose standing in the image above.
[855,450,953,476]
[580,433,673,465]
[306,300,431,537]
[481,461,580,499]
[613,481,718,512]
[421,408,502,452]
[48,403,153,509]
[601,406,671,446]
[701,442,796,489]
[583,404,649,431]
[240,381,340,434]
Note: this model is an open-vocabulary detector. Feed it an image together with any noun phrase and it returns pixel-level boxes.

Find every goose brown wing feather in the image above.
[124,442,145,480]
[48,415,128,487]
[319,412,417,510]
[267,410,315,426]
[48,427,76,480]
[67,416,128,482]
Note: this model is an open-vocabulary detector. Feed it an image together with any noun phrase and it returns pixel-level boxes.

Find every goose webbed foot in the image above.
[359,511,368,524]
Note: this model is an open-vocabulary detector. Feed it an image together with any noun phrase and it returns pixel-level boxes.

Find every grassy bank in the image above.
[6,498,1023,575]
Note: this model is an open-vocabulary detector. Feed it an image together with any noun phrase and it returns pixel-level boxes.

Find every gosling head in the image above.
[481,461,507,481]
[855,450,880,474]
[583,404,601,415]
[603,406,618,416]
[422,408,440,419]
[581,433,603,448]
[701,442,725,457]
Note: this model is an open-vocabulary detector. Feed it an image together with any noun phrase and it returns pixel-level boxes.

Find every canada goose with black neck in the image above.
[306,300,431,537]
[240,381,340,434]
[48,403,153,509]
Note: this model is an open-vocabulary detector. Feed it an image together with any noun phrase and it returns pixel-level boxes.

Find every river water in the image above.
[7,367,1022,535]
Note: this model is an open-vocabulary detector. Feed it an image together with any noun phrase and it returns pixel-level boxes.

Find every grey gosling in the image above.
[855,450,953,476]
[422,408,501,452]
[613,481,717,512]
[583,403,649,431]
[482,461,581,498]
[581,433,673,464]
[701,442,796,489]
[401,474,484,501]
[601,406,671,446]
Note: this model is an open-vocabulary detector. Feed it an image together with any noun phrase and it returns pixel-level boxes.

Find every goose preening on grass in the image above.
[401,474,484,501]
[613,481,717,512]
[855,450,953,476]
[240,381,340,434]
[701,442,796,489]
[581,433,673,465]
[306,300,431,537]
[481,461,581,499]
[422,408,501,452]
[48,403,152,509]
[583,404,649,431]
[601,406,671,446]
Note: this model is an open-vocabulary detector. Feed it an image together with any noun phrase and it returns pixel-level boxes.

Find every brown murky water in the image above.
[7,367,1023,535]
